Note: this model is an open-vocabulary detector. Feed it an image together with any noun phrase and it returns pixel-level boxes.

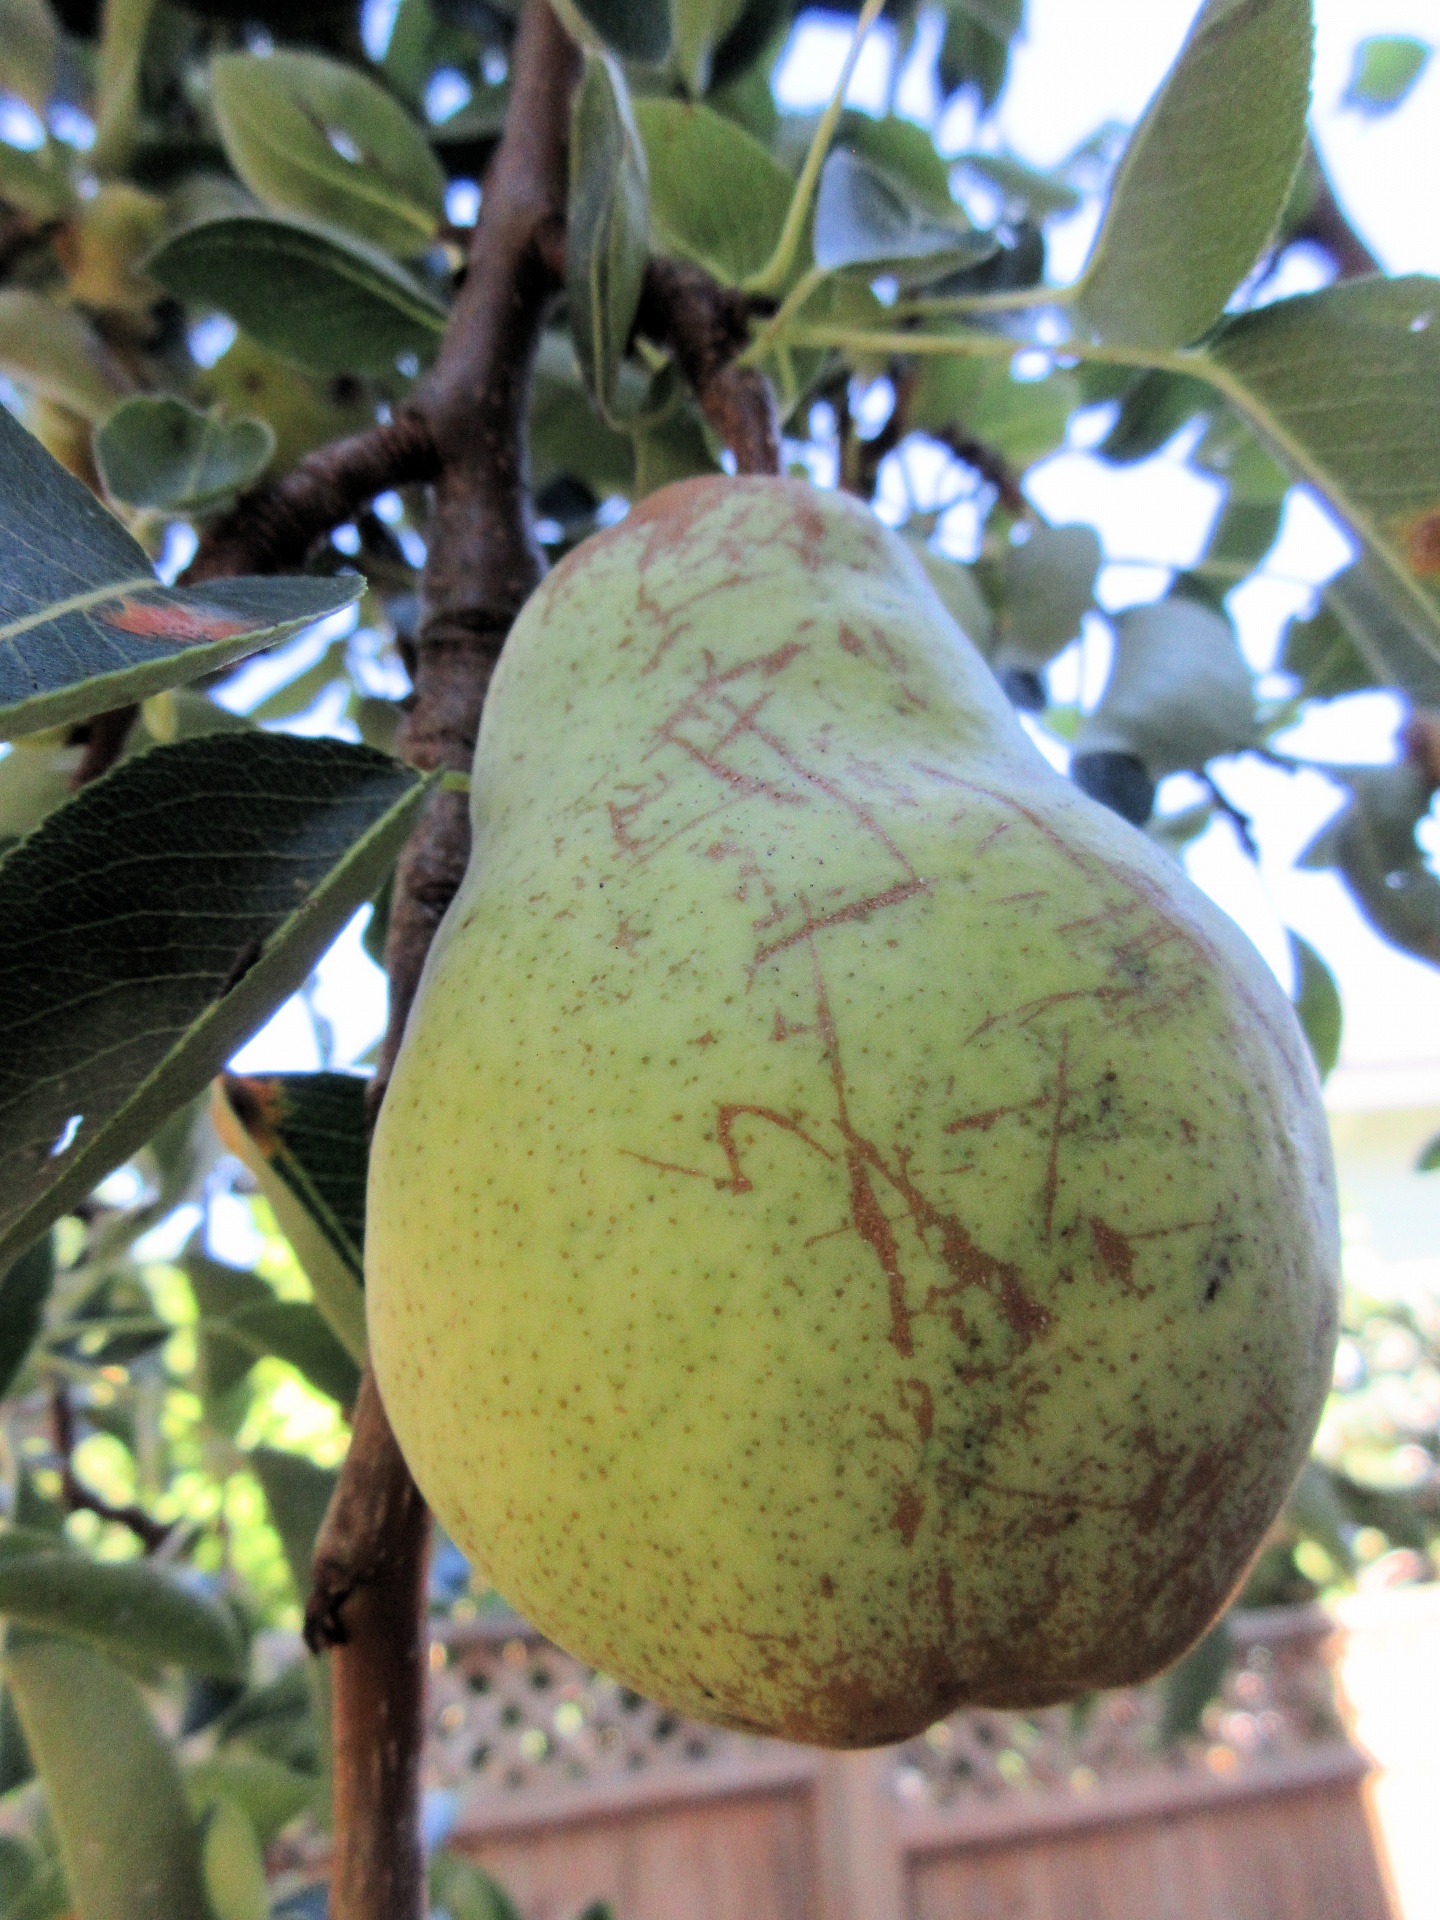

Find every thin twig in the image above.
[48,1381,173,1554]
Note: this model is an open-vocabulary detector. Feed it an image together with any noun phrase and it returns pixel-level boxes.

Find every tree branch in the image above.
[634,257,781,477]
[48,1381,173,1554]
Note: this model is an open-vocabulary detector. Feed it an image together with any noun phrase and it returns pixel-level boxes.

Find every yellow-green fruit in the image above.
[368,477,1339,1747]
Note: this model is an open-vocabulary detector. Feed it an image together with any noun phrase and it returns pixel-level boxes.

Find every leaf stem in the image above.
[744,0,886,300]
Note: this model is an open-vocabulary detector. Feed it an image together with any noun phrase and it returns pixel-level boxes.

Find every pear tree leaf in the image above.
[186,1248,360,1407]
[1298,762,1440,968]
[997,523,1101,667]
[813,148,996,283]
[248,1448,337,1601]
[0,734,435,1277]
[200,1798,268,1920]
[1417,1133,1440,1173]
[1074,596,1257,776]
[938,0,1022,108]
[1280,600,1377,701]
[1303,560,1440,708]
[567,53,650,417]
[0,292,133,423]
[673,0,750,96]
[839,113,954,211]
[633,99,793,288]
[951,149,1080,220]
[94,397,275,513]
[5,1633,210,1920]
[211,51,446,258]
[0,403,359,741]
[0,1235,53,1402]
[0,0,59,111]
[429,1855,524,1920]
[1158,1617,1231,1745]
[185,1751,315,1849]
[0,1539,245,1677]
[0,137,72,221]
[1342,36,1430,115]
[1207,278,1440,666]
[145,215,448,377]
[1075,0,1313,348]
[1098,369,1214,465]
[211,1072,368,1364]
[1288,932,1341,1081]
[550,0,672,65]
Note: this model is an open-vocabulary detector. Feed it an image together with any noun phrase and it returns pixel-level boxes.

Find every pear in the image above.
[367,477,1339,1748]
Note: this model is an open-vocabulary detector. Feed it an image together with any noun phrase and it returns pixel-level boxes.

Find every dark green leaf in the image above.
[429,1855,524,1920]
[145,215,448,377]
[1098,369,1213,464]
[1074,596,1256,775]
[632,399,721,497]
[1298,762,1440,968]
[1417,1133,1440,1173]
[938,0,1022,107]
[211,51,446,256]
[1158,1617,1231,1745]
[1342,36,1430,115]
[998,523,1101,666]
[93,397,275,513]
[5,1632,210,1920]
[0,734,433,1277]
[0,404,357,741]
[0,1235,53,1403]
[567,53,650,416]
[0,1542,245,1677]
[633,99,793,288]
[187,1249,360,1407]
[951,149,1080,220]
[1289,932,1341,1082]
[839,113,953,212]
[530,332,636,497]
[673,0,751,95]
[249,1448,337,1600]
[1076,0,1312,348]
[551,0,672,64]
[212,1072,368,1362]
[813,148,996,283]
[1208,279,1440,669]
[0,138,72,221]
[1280,600,1376,701]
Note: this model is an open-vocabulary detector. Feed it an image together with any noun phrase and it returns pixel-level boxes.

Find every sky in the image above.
[225,0,1440,1105]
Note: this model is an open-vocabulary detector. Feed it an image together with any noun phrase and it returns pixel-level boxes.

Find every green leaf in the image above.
[1098,369,1212,465]
[1289,932,1341,1082]
[567,53,650,417]
[0,404,358,742]
[187,1249,360,1407]
[951,149,1080,221]
[631,396,721,497]
[185,1751,314,1849]
[839,113,953,211]
[145,214,448,378]
[211,1072,368,1364]
[0,138,72,221]
[1342,36,1430,115]
[673,0,750,95]
[1073,596,1257,775]
[1207,279,1440,666]
[938,0,1023,108]
[0,1542,245,1678]
[633,99,794,287]
[1298,762,1440,968]
[1417,1133,1440,1173]
[910,543,994,653]
[1158,1617,1231,1745]
[550,0,672,65]
[248,1448,336,1601]
[1075,0,1313,348]
[998,523,1101,667]
[0,0,59,112]
[0,293,132,424]
[94,397,275,513]
[429,1855,524,1920]
[813,148,995,283]
[1280,600,1377,701]
[0,1235,53,1402]
[530,331,636,498]
[0,734,434,1277]
[211,51,446,257]
[200,1799,267,1920]
[5,1632,209,1920]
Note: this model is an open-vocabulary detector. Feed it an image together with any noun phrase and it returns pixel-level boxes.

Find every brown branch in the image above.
[187,408,440,584]
[68,703,141,790]
[633,256,781,477]
[931,427,1028,517]
[48,1381,173,1554]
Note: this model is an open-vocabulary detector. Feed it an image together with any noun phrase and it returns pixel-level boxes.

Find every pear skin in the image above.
[367,477,1339,1748]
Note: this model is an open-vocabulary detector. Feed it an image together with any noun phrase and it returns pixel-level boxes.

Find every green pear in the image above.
[368,477,1338,1747]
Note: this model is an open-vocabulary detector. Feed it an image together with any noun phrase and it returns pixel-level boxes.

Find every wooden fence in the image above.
[426,1605,1398,1920]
